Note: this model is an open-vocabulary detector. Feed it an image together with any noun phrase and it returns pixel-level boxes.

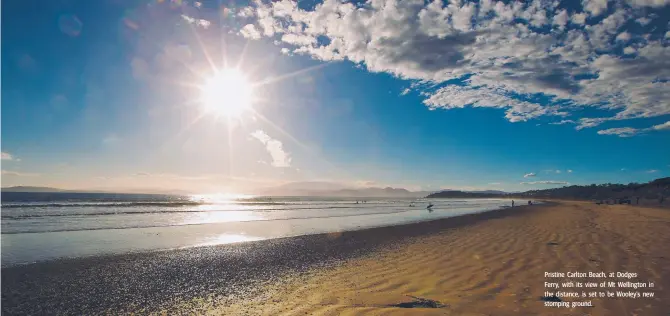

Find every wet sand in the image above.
[3,201,670,315]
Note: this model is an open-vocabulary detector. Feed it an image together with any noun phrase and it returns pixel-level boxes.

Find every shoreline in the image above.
[1,203,541,315]
[1,198,517,267]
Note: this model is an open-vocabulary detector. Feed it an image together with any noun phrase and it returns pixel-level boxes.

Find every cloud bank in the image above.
[233,0,670,134]
[2,170,39,177]
[521,180,569,185]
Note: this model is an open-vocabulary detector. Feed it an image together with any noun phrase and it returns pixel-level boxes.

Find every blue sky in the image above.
[2,0,669,193]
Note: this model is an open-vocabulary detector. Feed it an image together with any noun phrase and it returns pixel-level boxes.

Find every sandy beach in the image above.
[3,201,670,315]
[211,201,670,315]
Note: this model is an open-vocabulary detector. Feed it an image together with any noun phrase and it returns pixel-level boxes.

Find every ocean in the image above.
[1,192,516,266]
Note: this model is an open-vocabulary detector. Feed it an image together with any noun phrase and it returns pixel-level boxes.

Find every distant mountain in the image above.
[1,186,67,192]
[331,187,423,198]
[467,190,507,195]
[426,190,502,198]
[257,182,433,198]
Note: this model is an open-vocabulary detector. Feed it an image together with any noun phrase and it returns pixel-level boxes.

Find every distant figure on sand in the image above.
[511,200,515,207]
[636,197,640,204]
[528,200,532,205]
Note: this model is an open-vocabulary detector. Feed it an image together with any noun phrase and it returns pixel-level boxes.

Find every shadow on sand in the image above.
[388,296,446,308]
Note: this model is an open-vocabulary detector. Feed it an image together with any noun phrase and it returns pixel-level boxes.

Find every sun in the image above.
[199,68,254,118]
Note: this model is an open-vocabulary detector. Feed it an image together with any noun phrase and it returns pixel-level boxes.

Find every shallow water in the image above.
[1,192,520,266]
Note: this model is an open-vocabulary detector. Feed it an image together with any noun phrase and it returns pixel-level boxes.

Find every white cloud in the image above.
[626,0,670,8]
[567,169,573,173]
[597,127,641,137]
[571,12,588,24]
[615,32,632,42]
[623,46,636,54]
[549,119,576,125]
[181,14,211,29]
[489,182,502,185]
[521,180,569,185]
[556,170,562,173]
[1,170,39,177]
[240,24,262,39]
[234,0,670,136]
[250,130,291,167]
[636,17,652,25]
[2,152,15,161]
[646,169,659,173]
[582,0,609,16]
[651,121,670,130]
[596,120,670,137]
[553,9,569,29]
[524,172,537,178]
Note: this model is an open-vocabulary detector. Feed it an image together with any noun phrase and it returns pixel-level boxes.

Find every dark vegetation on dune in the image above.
[428,177,670,206]
[512,177,670,203]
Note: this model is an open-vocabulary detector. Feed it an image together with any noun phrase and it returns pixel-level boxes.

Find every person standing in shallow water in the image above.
[511,200,515,207]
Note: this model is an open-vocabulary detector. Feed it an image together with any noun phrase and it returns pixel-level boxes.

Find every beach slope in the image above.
[214,201,670,315]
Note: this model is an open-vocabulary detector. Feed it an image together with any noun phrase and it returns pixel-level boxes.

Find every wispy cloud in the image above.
[646,169,659,173]
[1,152,18,161]
[181,14,211,29]
[103,134,120,144]
[596,120,670,137]
[1,170,39,177]
[597,127,642,138]
[524,172,536,178]
[567,169,573,173]
[250,130,291,168]
[488,182,501,185]
[237,0,670,132]
[549,120,576,125]
[521,181,569,185]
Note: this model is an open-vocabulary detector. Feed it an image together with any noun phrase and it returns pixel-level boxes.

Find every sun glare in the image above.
[200,68,253,118]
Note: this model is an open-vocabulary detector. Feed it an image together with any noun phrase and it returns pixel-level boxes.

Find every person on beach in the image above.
[511,200,515,207]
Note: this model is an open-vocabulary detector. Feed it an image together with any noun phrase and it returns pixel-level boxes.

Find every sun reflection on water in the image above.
[190,193,256,203]
[184,193,262,224]
[197,234,263,246]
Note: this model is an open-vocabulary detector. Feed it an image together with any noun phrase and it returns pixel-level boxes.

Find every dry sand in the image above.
[213,201,670,315]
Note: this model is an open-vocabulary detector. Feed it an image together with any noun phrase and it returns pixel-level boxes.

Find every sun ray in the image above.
[236,39,252,70]
[252,62,332,89]
[226,117,235,178]
[187,18,218,73]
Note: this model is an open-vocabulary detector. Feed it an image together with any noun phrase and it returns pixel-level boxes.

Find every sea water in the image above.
[1,192,519,266]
